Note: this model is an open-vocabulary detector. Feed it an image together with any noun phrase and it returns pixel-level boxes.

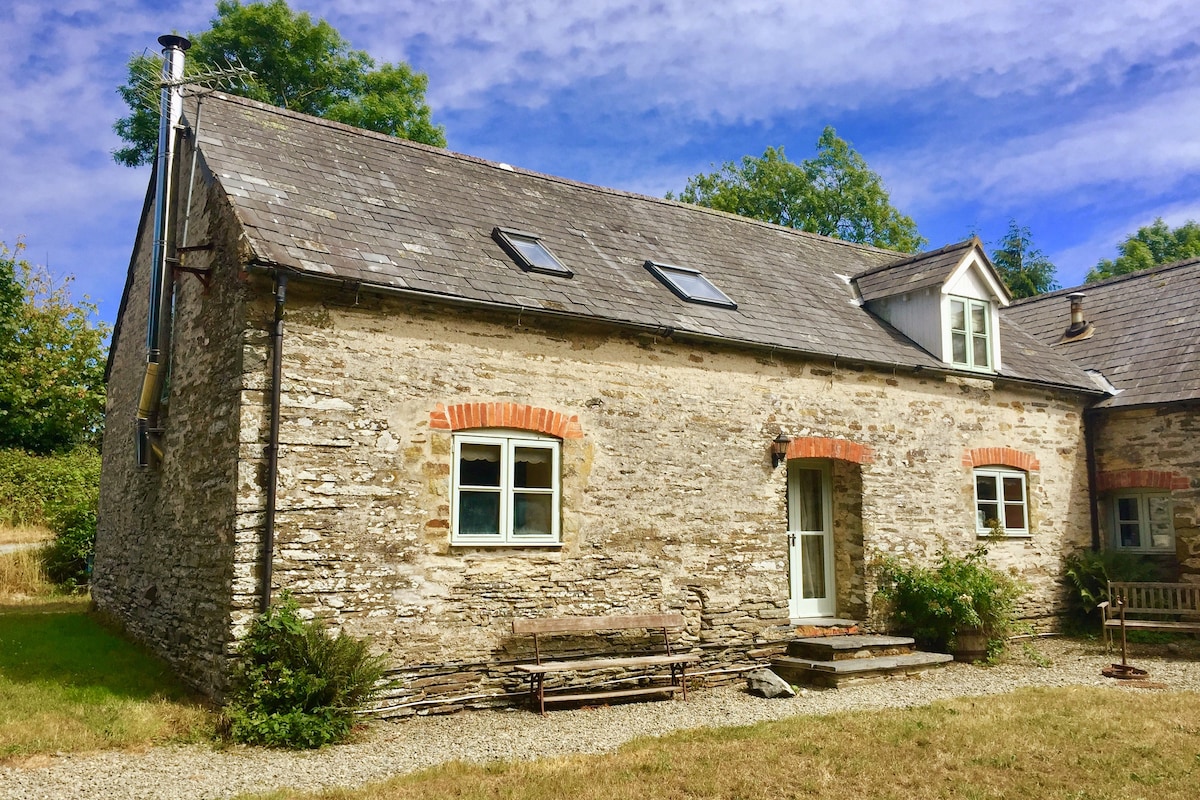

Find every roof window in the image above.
[645,261,737,308]
[492,228,572,277]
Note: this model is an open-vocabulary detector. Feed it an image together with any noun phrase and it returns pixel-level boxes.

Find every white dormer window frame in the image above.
[948,296,992,371]
[940,252,1007,373]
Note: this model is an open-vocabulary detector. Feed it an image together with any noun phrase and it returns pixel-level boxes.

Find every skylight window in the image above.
[492,228,572,277]
[645,261,737,308]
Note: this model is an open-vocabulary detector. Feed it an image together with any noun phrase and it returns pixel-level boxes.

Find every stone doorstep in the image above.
[771,651,954,689]
[786,634,917,661]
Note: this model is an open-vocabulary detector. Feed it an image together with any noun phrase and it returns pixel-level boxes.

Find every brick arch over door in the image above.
[429,402,584,439]
[1097,469,1189,492]
[786,436,874,465]
[961,447,1040,472]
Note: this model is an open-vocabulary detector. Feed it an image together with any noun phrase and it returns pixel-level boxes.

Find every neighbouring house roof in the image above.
[1005,258,1200,408]
[163,92,1097,393]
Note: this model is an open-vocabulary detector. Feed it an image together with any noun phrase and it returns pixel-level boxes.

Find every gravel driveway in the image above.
[3,638,1197,800]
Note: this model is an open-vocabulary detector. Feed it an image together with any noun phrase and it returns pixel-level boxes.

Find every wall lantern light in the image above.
[771,433,792,468]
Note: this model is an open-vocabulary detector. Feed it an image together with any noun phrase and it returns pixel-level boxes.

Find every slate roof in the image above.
[1005,259,1200,408]
[853,238,981,302]
[182,92,1096,394]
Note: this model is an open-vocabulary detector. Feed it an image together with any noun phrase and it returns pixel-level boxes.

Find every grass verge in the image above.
[241,685,1200,800]
[0,524,52,546]
[0,599,214,759]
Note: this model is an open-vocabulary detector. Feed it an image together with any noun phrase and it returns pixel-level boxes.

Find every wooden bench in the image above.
[1099,581,1200,650]
[512,613,700,715]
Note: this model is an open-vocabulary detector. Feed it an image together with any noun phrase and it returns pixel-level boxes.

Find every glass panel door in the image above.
[788,461,835,618]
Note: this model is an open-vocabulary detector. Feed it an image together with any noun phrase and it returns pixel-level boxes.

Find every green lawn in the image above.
[0,599,213,758]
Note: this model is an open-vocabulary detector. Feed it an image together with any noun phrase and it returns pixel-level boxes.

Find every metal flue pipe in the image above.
[137,34,191,467]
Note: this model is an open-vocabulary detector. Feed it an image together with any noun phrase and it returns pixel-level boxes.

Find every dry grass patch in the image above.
[247,686,1200,800]
[0,523,52,546]
[0,546,54,601]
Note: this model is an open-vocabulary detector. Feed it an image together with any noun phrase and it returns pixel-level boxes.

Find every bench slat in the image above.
[515,653,701,673]
[512,613,686,635]
[540,685,682,704]
[1103,619,1200,632]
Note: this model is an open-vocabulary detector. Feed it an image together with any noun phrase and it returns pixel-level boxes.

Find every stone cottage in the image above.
[95,89,1110,708]
[1007,260,1200,580]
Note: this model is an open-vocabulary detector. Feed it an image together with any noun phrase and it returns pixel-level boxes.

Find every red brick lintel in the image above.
[785,436,874,465]
[429,402,584,439]
[961,447,1040,472]
[1097,469,1190,492]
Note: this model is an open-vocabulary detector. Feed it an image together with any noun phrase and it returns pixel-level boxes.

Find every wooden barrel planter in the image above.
[951,628,989,662]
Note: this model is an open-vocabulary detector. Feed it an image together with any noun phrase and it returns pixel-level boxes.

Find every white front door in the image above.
[788,460,835,618]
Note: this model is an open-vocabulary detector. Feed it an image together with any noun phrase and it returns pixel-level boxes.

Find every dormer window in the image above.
[950,297,991,370]
[645,261,737,308]
[493,228,572,277]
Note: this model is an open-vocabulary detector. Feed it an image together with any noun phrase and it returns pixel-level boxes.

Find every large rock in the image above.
[746,668,796,698]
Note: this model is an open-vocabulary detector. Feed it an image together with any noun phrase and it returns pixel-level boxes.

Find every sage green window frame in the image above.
[1110,491,1174,552]
[949,296,992,370]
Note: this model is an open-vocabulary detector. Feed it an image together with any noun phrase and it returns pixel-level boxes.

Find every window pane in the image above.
[794,469,823,531]
[976,475,998,501]
[970,303,987,333]
[1148,495,1174,549]
[1002,476,1024,502]
[801,535,826,599]
[973,334,989,367]
[951,300,966,332]
[460,443,501,486]
[511,237,565,272]
[459,491,500,535]
[1004,503,1025,530]
[1116,497,1139,523]
[513,493,552,536]
[977,503,999,528]
[1119,522,1141,548]
[952,333,967,363]
[514,446,553,488]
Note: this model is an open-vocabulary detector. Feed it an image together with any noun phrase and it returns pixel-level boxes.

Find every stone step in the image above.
[771,650,953,689]
[786,633,917,661]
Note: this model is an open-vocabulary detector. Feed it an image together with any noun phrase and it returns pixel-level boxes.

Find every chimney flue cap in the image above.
[158,34,192,51]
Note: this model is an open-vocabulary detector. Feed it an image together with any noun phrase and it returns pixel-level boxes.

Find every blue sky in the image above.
[3,1,1200,326]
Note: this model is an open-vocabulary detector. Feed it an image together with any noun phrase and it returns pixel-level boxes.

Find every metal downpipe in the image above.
[261,273,288,612]
[1084,408,1101,551]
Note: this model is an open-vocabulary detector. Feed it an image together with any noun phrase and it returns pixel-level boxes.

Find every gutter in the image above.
[1083,407,1101,551]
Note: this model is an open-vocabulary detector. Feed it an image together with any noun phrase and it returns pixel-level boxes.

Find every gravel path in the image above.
[3,638,1198,800]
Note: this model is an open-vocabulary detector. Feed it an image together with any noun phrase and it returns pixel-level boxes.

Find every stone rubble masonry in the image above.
[1091,403,1200,581]
[95,150,1096,708]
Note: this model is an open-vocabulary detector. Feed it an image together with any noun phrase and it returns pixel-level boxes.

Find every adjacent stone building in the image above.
[1007,260,1200,581]
[93,91,1190,710]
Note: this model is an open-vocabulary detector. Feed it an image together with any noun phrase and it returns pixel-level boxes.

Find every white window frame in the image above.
[973,467,1029,536]
[451,430,561,546]
[1110,491,1175,553]
[948,296,992,371]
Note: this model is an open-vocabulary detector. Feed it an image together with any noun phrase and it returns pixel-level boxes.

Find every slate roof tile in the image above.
[1005,259,1200,407]
[189,92,1095,393]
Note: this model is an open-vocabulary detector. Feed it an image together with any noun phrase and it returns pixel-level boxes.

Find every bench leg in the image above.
[671,663,689,701]
[528,673,547,716]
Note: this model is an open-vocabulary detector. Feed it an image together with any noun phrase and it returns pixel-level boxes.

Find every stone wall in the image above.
[93,150,248,697]
[233,282,1093,711]
[1092,403,1200,581]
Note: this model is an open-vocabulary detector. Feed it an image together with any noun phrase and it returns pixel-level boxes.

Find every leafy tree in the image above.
[113,0,445,167]
[1087,218,1200,282]
[989,220,1059,299]
[0,240,109,454]
[670,127,926,253]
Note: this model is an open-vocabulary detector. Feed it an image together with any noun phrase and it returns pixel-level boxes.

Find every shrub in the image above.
[0,447,100,528]
[874,543,1022,656]
[41,504,96,590]
[225,593,387,749]
[1061,548,1159,632]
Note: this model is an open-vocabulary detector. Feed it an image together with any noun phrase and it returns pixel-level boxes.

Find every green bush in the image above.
[225,593,387,749]
[41,504,96,589]
[0,447,100,527]
[1061,548,1159,632]
[874,543,1023,656]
